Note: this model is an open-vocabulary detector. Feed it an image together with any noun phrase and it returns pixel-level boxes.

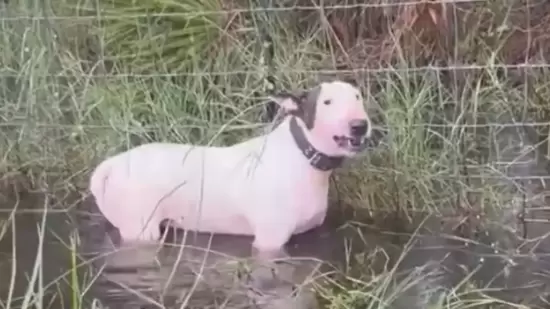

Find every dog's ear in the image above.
[268,91,304,114]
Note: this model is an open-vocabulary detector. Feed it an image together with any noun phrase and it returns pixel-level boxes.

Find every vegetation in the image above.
[1,0,550,308]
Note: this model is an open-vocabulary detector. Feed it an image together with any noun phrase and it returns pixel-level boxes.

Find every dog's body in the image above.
[90,118,330,252]
[89,80,372,259]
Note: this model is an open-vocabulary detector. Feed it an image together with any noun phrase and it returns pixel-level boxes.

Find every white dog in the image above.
[89,80,372,261]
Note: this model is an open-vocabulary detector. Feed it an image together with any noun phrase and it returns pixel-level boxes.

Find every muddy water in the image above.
[0,190,395,309]
[0,186,549,309]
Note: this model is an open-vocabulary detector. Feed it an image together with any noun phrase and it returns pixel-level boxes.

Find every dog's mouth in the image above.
[333,135,367,152]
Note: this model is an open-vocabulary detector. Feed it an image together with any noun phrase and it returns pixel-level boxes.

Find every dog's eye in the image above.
[356,94,360,100]
[324,99,331,105]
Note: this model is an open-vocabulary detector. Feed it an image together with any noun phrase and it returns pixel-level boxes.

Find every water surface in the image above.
[1,182,550,309]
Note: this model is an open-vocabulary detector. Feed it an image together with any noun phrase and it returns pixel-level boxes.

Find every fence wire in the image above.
[0,63,549,78]
[1,0,487,20]
[1,0,550,216]
[3,3,550,308]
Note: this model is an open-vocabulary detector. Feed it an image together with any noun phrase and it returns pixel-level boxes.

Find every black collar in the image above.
[289,117,345,171]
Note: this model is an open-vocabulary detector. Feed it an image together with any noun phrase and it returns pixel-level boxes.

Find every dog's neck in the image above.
[289,117,345,171]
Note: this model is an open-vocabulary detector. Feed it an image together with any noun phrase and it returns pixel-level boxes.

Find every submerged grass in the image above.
[1,0,550,308]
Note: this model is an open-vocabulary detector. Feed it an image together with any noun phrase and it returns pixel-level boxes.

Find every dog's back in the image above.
[88,141,270,237]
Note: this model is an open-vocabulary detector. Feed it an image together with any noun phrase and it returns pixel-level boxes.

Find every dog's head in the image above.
[270,80,372,157]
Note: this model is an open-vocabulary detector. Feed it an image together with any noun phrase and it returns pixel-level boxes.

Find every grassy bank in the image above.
[1,0,549,308]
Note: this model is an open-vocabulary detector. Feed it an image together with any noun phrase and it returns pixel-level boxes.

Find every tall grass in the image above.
[0,0,549,308]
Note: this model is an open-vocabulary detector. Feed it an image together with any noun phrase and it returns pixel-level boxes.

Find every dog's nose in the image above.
[349,119,369,136]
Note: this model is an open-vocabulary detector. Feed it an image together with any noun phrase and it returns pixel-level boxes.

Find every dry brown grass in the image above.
[291,0,550,75]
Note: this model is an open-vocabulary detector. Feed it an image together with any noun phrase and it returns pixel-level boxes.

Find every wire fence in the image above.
[0,63,549,77]
[2,0,550,211]
[1,0,488,20]
[3,4,550,309]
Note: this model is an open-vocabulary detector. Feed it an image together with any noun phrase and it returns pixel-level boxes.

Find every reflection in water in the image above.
[0,190,549,309]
